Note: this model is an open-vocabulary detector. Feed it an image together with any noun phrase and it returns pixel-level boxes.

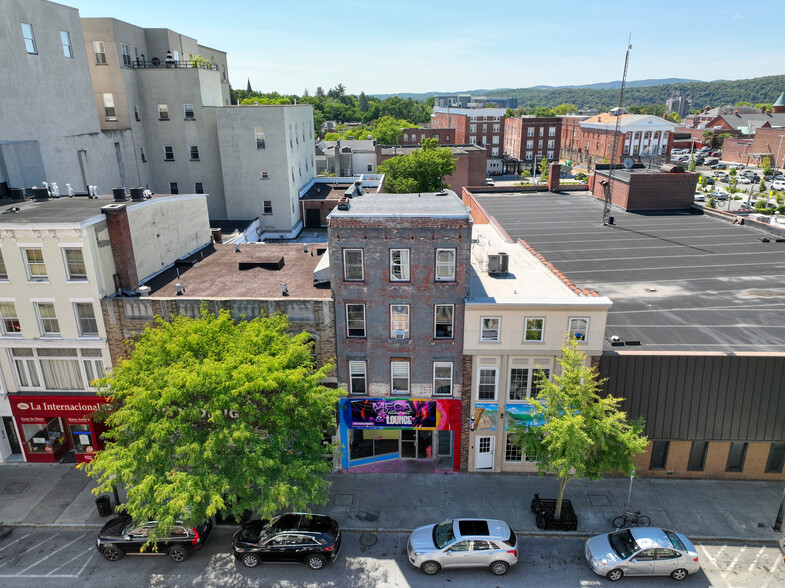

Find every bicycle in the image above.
[612,509,651,528]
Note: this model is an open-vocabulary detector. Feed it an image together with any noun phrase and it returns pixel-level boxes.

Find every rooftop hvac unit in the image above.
[488,252,509,275]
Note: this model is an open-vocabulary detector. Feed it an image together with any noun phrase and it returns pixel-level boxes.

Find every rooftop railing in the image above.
[131,59,218,70]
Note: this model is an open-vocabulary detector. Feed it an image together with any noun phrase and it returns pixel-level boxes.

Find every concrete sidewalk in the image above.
[1,462,783,543]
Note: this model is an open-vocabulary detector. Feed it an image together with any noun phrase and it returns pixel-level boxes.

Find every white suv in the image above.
[772,180,785,191]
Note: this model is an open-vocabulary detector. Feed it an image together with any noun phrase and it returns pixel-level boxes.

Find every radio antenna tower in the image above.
[602,36,632,225]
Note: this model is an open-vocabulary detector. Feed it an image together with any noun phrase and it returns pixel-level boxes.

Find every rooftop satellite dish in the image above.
[623,158,634,169]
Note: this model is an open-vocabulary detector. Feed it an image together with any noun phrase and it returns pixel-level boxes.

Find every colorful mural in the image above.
[471,403,498,431]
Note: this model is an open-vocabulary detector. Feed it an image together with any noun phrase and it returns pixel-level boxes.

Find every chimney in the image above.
[101,203,139,292]
[734,110,739,116]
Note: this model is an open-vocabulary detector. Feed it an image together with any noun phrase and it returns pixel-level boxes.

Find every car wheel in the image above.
[102,546,123,561]
[489,560,510,576]
[607,568,624,581]
[671,568,689,581]
[241,553,261,568]
[421,560,441,575]
[306,554,327,570]
[167,546,189,562]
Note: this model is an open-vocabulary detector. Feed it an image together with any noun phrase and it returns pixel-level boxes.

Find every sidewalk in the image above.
[1,462,783,543]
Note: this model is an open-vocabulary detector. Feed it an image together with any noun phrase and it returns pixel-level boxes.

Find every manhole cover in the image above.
[588,494,611,507]
[334,493,353,506]
[359,533,378,546]
[2,482,28,494]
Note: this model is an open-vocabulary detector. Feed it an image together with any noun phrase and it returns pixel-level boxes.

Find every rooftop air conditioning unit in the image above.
[488,252,509,275]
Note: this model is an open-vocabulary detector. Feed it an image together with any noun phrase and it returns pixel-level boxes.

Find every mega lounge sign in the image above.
[10,395,112,419]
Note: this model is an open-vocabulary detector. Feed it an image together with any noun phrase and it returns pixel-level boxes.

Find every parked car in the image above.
[584,527,700,582]
[709,191,729,200]
[407,518,518,576]
[485,177,495,186]
[740,202,756,210]
[772,180,785,190]
[728,163,745,170]
[232,513,341,570]
[671,149,686,154]
[702,176,715,185]
[693,193,706,202]
[96,514,213,562]
[720,176,731,183]
[774,174,785,181]
[704,157,719,166]
[711,170,728,177]
[711,163,728,170]
[737,177,752,184]
[693,156,705,165]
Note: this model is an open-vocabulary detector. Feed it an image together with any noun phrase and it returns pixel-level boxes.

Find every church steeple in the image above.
[246,78,252,93]
[773,92,785,114]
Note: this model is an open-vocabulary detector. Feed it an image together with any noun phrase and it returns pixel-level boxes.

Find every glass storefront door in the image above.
[400,430,433,459]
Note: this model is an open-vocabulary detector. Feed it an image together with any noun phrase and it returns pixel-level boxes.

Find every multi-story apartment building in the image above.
[328,190,472,472]
[503,117,562,173]
[400,128,454,145]
[0,192,210,463]
[431,107,507,175]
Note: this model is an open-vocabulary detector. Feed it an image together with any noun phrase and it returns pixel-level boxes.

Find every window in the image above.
[526,151,533,161]
[469,124,477,133]
[346,304,365,337]
[169,182,179,194]
[164,146,174,161]
[134,46,140,64]
[260,171,269,180]
[158,104,169,121]
[765,442,785,474]
[549,127,556,136]
[36,303,60,336]
[391,361,410,395]
[263,200,273,214]
[539,127,545,136]
[492,136,499,144]
[189,145,200,160]
[569,318,589,341]
[23,249,47,280]
[509,367,550,400]
[74,303,98,336]
[649,441,669,470]
[469,136,476,145]
[183,104,195,120]
[390,304,409,339]
[343,249,364,281]
[134,104,140,121]
[434,304,454,339]
[367,164,373,172]
[60,31,72,58]
[493,124,500,133]
[102,93,116,120]
[538,140,543,149]
[194,182,204,194]
[505,433,522,462]
[477,367,497,400]
[93,41,106,64]
[22,23,37,54]
[121,43,131,66]
[0,250,6,279]
[527,127,534,137]
[390,249,410,281]
[12,349,40,388]
[530,368,550,398]
[524,318,544,341]
[403,133,408,142]
[0,302,21,335]
[726,442,747,472]
[433,362,452,396]
[435,248,455,281]
[140,146,146,163]
[526,140,534,149]
[491,148,499,157]
[547,140,555,149]
[480,317,500,342]
[687,441,708,472]
[255,126,266,149]
[349,361,367,395]
[64,249,86,280]
[446,134,450,142]
[547,151,554,160]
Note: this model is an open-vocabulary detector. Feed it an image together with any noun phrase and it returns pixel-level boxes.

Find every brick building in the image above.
[431,107,507,175]
[588,164,700,211]
[328,190,471,472]
[400,128,454,145]
[503,116,561,174]
[720,127,785,167]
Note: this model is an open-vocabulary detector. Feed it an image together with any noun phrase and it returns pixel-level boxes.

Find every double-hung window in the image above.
[194,182,204,194]
[569,317,589,341]
[169,182,179,194]
[524,317,544,342]
[477,367,498,400]
[255,126,266,149]
[391,360,410,395]
[480,317,500,342]
[184,104,195,120]
[343,249,364,281]
[22,24,37,54]
[23,249,47,281]
[263,201,272,214]
[390,304,409,339]
[435,248,455,281]
[433,362,453,396]
[36,303,60,336]
[164,146,174,161]
[346,304,366,337]
[349,361,367,395]
[0,250,7,280]
[158,104,169,121]
[102,93,116,120]
[389,249,410,281]
[121,43,131,66]
[0,302,22,335]
[434,304,454,339]
[60,31,73,58]
[189,145,200,160]
[74,302,98,336]
[93,41,106,64]
[527,127,535,137]
[64,248,87,280]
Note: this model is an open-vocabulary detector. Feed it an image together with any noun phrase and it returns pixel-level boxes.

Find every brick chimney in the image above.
[548,163,561,192]
[101,203,139,292]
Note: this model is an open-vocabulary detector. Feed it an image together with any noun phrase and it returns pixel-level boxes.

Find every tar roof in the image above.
[473,192,785,353]
[0,193,170,226]
[327,190,470,219]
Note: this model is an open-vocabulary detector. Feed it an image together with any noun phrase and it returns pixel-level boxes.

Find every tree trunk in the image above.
[554,476,571,520]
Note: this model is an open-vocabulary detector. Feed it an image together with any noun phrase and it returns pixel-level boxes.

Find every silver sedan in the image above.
[585,527,700,581]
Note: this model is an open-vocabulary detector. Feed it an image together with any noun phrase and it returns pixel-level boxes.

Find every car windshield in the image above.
[608,529,639,560]
[433,519,456,549]
[665,530,686,551]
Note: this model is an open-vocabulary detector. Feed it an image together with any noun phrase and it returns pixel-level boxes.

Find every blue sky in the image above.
[66,0,785,96]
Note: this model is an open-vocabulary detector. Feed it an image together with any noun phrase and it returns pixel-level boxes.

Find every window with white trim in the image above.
[505,433,522,462]
[0,250,7,280]
[391,360,410,395]
[470,124,477,133]
[102,94,116,120]
[255,126,266,149]
[169,182,179,194]
[343,249,364,281]
[35,303,60,336]
[527,127,535,137]
[569,317,589,341]
[164,146,174,161]
[390,249,410,281]
[477,367,498,400]
[526,140,534,149]
[349,361,367,395]
[189,145,200,160]
[492,136,499,144]
[390,304,410,339]
[121,43,131,66]
[435,248,455,281]
[526,151,533,161]
[547,140,555,149]
[547,151,554,160]
[433,362,452,395]
[0,302,21,335]
[346,304,366,337]
[508,367,550,400]
[158,104,169,121]
[524,317,544,341]
[493,124,500,133]
[60,31,73,58]
[93,41,106,64]
[64,248,87,281]
[491,147,499,157]
[263,200,272,214]
[74,303,98,336]
[22,24,37,54]
[480,317,500,342]
[184,104,195,120]
[23,249,47,281]
[469,136,476,144]
[194,182,204,194]
[434,304,454,339]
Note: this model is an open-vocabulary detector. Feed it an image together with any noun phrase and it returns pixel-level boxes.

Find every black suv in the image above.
[232,513,341,570]
[96,514,213,562]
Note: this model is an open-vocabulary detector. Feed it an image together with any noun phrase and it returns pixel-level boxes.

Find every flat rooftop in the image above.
[327,190,470,219]
[474,192,785,353]
[144,242,331,299]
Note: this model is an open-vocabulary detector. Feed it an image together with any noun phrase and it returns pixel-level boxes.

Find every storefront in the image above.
[338,398,462,472]
[9,395,111,463]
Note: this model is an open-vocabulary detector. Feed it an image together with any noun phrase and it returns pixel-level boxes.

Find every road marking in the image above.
[721,546,744,579]
[700,544,718,566]
[0,532,32,552]
[45,546,94,576]
[15,534,85,575]
[748,546,767,571]
[761,555,781,588]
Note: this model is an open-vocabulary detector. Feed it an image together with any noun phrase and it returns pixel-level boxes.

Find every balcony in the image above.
[131,59,217,71]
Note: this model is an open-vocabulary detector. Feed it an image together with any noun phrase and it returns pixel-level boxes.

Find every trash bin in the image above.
[95,495,112,517]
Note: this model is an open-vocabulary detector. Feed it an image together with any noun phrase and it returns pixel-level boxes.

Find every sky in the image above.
[64,0,785,97]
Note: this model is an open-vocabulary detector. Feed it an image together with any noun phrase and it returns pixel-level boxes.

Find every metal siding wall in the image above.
[764,359,785,439]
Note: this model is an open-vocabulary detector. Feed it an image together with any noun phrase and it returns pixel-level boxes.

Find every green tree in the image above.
[377,144,457,193]
[81,310,342,546]
[688,156,696,172]
[552,103,578,115]
[707,196,717,209]
[505,108,515,118]
[358,91,369,113]
[761,156,772,176]
[324,131,340,141]
[371,116,408,145]
[510,337,648,520]
[665,112,681,123]
[759,178,767,193]
[538,157,549,180]
[698,175,708,190]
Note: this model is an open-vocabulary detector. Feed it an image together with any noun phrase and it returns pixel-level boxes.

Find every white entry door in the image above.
[475,436,495,470]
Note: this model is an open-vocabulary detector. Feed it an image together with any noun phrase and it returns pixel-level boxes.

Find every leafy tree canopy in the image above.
[377,143,457,193]
[81,310,342,546]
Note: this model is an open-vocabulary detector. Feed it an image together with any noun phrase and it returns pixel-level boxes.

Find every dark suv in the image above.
[232,513,341,570]
[96,514,213,562]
